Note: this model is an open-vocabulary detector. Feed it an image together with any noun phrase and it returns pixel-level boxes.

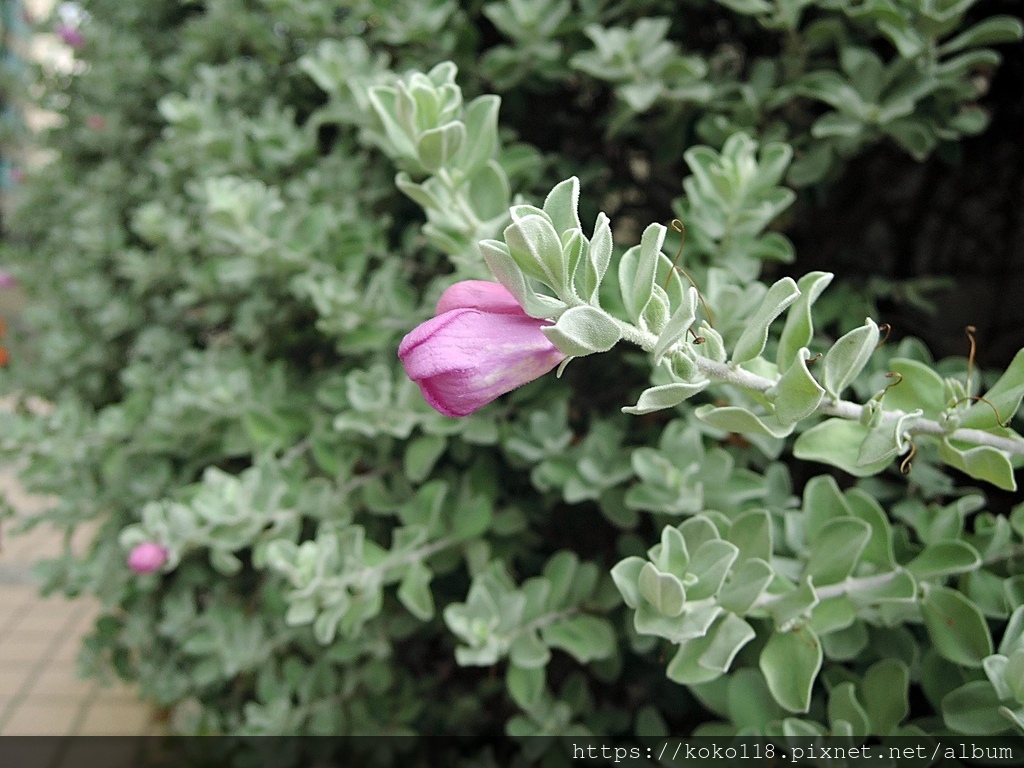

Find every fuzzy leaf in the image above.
[760,628,823,713]
[861,659,909,735]
[587,213,613,304]
[478,239,566,318]
[698,613,756,673]
[542,305,621,357]
[451,496,492,541]
[504,213,567,292]
[717,559,774,614]
[468,161,511,221]
[793,419,892,477]
[728,510,773,564]
[829,682,871,735]
[611,556,647,609]
[507,665,545,710]
[724,669,785,731]
[805,518,871,584]
[848,569,917,605]
[397,560,435,621]
[961,348,1024,430]
[416,121,466,172]
[943,681,1012,735]
[823,319,880,399]
[623,381,709,415]
[939,16,1024,55]
[666,634,723,685]
[543,177,582,236]
[694,323,727,362]
[907,541,982,580]
[619,223,666,325]
[456,95,500,172]
[731,277,800,364]
[999,606,1024,655]
[770,347,825,425]
[809,596,857,636]
[766,579,819,631]
[802,474,851,540]
[694,405,794,438]
[686,540,740,600]
[939,439,1017,492]
[856,409,920,467]
[509,630,551,669]
[655,527,696,576]
[653,287,699,364]
[541,615,616,663]
[884,358,947,418]
[403,434,447,483]
[922,586,993,668]
[843,489,897,569]
[638,564,687,617]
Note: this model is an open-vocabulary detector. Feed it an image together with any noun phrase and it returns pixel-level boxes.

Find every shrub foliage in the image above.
[2,0,1024,751]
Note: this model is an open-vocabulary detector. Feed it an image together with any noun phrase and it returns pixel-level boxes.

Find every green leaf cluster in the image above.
[1,0,1023,752]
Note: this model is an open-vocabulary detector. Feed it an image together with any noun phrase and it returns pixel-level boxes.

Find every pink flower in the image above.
[399,281,565,417]
[128,542,168,574]
[56,24,85,48]
[87,115,106,131]
[9,167,24,184]
[0,270,16,289]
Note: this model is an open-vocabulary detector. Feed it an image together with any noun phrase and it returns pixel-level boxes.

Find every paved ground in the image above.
[0,410,160,736]
[0,0,162,738]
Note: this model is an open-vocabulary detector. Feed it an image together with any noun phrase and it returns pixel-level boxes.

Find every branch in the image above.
[751,571,903,611]
[695,357,1024,456]
[615,319,1024,457]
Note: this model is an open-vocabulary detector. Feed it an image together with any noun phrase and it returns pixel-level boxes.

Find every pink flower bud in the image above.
[128,542,168,574]
[0,270,16,289]
[435,280,526,315]
[87,115,106,131]
[56,24,85,48]
[399,281,565,417]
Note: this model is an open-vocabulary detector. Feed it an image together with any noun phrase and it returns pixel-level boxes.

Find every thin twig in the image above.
[610,318,1024,456]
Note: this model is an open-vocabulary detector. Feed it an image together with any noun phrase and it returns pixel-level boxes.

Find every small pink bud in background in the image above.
[87,115,106,131]
[9,167,24,184]
[56,24,85,48]
[399,281,565,417]
[0,270,16,289]
[128,542,168,574]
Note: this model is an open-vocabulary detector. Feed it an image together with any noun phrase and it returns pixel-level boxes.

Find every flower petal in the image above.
[399,309,565,417]
[436,280,526,316]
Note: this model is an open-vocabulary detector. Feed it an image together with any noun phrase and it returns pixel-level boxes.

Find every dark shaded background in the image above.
[791,2,1024,369]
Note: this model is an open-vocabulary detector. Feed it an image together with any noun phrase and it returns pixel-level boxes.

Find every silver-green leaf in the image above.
[731,277,800,364]
[542,305,621,357]
[770,347,825,425]
[623,381,710,415]
[823,319,880,399]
